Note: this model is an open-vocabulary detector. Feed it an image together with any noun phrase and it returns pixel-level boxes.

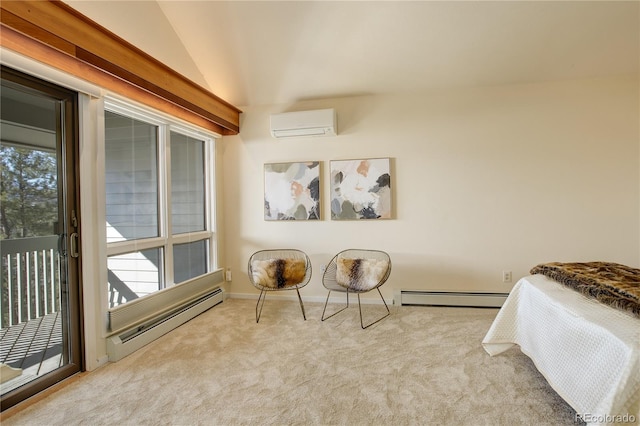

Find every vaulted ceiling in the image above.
[64,1,639,108]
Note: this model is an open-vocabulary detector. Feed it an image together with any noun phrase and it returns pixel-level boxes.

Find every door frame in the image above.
[1,66,84,411]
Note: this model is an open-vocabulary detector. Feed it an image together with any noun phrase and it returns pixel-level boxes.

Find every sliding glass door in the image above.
[0,66,83,410]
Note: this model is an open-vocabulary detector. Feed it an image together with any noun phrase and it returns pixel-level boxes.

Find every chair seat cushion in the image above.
[251,258,306,289]
[336,257,389,291]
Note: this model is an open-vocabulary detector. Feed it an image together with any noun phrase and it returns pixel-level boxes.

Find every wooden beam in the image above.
[0,25,228,135]
[0,0,240,135]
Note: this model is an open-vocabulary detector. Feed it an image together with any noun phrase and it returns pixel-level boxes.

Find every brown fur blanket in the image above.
[530,262,640,318]
[251,258,306,289]
[336,257,389,291]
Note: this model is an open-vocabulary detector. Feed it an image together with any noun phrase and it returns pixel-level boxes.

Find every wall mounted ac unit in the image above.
[270,108,337,138]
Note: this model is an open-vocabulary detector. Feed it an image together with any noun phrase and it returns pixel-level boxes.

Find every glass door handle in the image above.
[70,232,79,258]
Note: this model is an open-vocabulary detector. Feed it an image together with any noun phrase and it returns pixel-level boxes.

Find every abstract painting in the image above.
[264,161,320,220]
[330,158,392,220]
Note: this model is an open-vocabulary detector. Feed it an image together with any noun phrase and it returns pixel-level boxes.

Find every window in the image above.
[105,112,159,242]
[171,132,205,234]
[105,102,216,308]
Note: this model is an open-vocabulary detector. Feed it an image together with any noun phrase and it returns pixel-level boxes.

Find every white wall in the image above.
[65,0,209,90]
[221,76,639,302]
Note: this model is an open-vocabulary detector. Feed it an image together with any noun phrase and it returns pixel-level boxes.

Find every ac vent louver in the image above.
[270,108,337,138]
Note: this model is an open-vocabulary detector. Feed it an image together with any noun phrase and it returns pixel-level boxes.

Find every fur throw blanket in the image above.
[336,257,389,291]
[251,258,307,289]
[530,261,640,318]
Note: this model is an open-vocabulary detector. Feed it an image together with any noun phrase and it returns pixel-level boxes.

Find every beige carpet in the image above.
[3,299,582,425]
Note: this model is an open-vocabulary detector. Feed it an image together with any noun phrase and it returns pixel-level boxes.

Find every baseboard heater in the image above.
[107,286,223,362]
[399,290,508,308]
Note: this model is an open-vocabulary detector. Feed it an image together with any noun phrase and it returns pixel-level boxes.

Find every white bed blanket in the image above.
[483,274,640,425]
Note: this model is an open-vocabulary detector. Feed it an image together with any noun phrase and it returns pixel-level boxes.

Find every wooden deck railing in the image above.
[1,236,61,328]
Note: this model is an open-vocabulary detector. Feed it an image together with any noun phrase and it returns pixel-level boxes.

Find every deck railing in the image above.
[1,236,61,328]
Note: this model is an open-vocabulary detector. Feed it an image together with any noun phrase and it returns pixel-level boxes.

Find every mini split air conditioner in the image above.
[270,108,337,138]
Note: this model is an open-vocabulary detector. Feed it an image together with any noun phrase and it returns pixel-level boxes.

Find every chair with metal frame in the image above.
[321,249,391,329]
[247,249,312,323]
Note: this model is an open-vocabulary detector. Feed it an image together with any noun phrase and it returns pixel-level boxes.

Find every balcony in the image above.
[1,236,63,393]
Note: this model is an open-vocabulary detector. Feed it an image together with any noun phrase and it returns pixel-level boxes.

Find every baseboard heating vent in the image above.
[399,291,508,308]
[107,287,223,362]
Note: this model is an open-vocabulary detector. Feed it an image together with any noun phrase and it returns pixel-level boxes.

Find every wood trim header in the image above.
[0,0,241,135]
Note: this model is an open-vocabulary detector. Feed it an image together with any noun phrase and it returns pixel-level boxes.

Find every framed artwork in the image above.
[330,158,392,220]
[264,161,320,220]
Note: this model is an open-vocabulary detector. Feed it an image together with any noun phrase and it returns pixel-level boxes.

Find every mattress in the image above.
[482,274,640,425]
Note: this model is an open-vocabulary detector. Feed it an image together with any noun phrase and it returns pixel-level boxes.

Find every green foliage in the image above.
[0,145,58,239]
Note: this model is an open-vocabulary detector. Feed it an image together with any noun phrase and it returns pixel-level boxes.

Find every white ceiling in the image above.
[65,1,639,108]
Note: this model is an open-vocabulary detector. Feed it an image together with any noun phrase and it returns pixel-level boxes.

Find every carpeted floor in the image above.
[3,298,582,425]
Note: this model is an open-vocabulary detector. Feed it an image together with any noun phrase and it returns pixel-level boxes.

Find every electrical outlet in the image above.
[502,270,512,283]
[225,269,232,281]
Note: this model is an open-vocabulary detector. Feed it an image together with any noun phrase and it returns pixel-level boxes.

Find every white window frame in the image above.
[103,98,218,302]
[166,124,217,283]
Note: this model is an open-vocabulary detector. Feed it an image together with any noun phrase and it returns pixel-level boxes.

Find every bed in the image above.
[482,262,640,426]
